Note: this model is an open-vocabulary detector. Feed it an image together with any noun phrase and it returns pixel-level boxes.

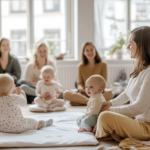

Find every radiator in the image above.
[57,64,133,90]
[20,60,133,90]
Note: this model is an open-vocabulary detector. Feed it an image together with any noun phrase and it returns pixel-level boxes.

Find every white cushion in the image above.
[0,112,99,147]
[28,104,67,112]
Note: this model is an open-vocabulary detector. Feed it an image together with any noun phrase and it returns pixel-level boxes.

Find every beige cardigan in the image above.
[24,61,56,87]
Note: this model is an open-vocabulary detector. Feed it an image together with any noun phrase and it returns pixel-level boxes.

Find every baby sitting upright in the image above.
[76,74,106,132]
[34,65,65,109]
[0,74,53,133]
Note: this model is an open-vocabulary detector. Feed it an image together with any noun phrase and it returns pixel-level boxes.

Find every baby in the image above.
[76,75,106,132]
[0,74,53,133]
[34,65,65,109]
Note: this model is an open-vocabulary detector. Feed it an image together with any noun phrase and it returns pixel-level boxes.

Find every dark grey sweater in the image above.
[0,55,21,81]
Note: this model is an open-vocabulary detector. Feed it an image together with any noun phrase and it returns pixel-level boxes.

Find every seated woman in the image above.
[94,26,150,143]
[0,38,21,84]
[64,42,114,106]
[19,42,63,103]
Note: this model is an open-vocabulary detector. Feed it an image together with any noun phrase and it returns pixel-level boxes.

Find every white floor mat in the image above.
[0,112,99,148]
[28,104,67,112]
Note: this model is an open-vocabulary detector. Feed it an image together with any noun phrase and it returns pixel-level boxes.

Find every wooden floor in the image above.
[4,102,119,150]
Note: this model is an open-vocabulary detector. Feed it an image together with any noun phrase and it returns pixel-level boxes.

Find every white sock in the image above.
[46,119,53,126]
[39,120,46,127]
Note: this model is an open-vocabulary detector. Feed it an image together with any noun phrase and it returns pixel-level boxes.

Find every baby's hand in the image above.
[41,92,52,100]
[15,87,21,95]
[46,105,50,109]
[11,84,16,94]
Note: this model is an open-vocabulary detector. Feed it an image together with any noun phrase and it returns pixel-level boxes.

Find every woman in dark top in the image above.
[0,38,21,84]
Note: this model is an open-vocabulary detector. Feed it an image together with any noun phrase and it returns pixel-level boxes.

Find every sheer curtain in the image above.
[94,0,107,58]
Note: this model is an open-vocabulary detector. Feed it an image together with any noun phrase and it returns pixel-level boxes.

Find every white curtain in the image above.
[94,0,107,58]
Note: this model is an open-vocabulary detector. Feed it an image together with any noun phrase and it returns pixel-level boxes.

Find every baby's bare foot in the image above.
[78,128,86,132]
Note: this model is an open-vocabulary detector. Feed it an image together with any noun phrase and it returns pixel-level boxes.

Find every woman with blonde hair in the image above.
[20,42,62,103]
[64,42,114,106]
[0,38,21,84]
[94,26,150,144]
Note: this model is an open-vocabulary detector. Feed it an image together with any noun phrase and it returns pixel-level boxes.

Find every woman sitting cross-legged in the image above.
[64,42,114,106]
[18,42,63,103]
[93,26,150,143]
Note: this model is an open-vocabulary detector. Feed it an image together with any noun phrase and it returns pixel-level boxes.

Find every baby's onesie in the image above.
[0,93,38,133]
[34,80,60,107]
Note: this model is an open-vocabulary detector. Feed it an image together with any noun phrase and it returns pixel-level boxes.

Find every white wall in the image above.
[78,0,94,60]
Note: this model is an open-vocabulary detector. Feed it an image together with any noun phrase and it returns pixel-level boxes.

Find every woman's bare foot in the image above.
[32,101,35,104]
[70,102,86,106]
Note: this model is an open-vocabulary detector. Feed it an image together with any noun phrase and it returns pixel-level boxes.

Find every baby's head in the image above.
[0,74,14,97]
[40,65,55,83]
[85,75,106,97]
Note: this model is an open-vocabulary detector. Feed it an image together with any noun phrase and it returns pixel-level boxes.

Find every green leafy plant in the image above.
[47,41,56,56]
[109,32,126,55]
[109,24,129,55]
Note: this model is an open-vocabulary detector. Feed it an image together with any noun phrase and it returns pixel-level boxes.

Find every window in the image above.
[34,0,68,57]
[44,30,60,56]
[43,0,60,12]
[11,30,26,56]
[10,0,26,13]
[1,0,27,57]
[0,0,75,59]
[130,0,150,30]
[95,0,150,58]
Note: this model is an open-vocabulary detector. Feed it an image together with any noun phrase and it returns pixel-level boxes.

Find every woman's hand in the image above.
[100,101,112,112]
[40,92,52,100]
[78,89,85,93]
[77,89,89,97]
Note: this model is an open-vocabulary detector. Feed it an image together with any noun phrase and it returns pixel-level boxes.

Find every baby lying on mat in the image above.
[76,75,106,132]
[34,65,65,110]
[0,74,53,133]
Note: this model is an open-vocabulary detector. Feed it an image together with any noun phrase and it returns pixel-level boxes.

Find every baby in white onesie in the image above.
[76,75,106,132]
[0,74,53,133]
[34,65,65,109]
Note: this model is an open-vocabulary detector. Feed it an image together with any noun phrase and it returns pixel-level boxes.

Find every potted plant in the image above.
[109,24,129,59]
[109,32,126,59]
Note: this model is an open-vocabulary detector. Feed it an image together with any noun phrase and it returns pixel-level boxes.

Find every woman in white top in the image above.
[19,42,63,103]
[93,26,150,142]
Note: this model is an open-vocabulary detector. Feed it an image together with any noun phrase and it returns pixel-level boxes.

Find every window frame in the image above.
[43,0,60,12]
[9,0,26,13]
[11,30,27,56]
[0,0,75,59]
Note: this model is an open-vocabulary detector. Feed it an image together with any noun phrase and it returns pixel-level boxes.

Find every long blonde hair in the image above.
[130,26,150,78]
[33,42,50,68]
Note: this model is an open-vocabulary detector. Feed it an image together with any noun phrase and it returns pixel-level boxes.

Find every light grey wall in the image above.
[78,0,94,60]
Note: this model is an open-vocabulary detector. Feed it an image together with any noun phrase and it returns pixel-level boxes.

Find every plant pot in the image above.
[116,50,122,60]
